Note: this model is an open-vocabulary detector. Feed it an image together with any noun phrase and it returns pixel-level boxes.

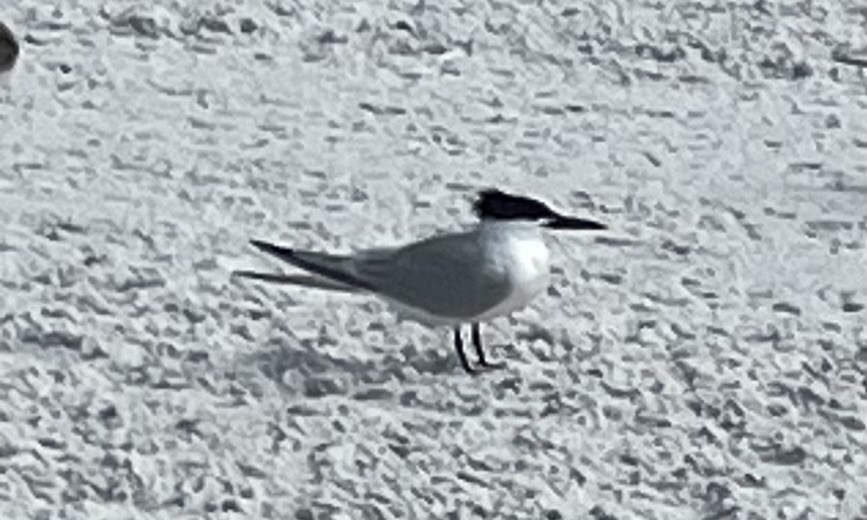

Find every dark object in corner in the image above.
[0,21,19,73]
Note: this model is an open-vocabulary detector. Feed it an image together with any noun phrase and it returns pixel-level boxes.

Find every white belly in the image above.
[476,236,550,321]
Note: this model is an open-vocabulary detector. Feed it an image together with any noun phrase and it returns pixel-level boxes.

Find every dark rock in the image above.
[239,18,257,33]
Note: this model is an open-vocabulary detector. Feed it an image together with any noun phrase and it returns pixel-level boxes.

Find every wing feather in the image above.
[350,232,512,318]
[248,234,512,320]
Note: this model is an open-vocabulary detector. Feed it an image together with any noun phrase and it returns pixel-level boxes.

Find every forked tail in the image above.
[245,239,373,291]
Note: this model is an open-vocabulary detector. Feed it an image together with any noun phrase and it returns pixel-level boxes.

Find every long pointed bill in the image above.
[544,214,607,230]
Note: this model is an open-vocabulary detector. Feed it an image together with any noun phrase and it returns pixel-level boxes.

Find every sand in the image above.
[1,1,865,518]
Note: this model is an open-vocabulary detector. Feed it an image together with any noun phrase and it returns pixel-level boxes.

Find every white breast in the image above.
[476,231,550,321]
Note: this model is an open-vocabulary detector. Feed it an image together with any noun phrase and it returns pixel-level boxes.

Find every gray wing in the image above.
[247,234,512,319]
[349,232,512,319]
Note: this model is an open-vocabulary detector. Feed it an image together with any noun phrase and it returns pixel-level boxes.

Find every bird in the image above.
[234,189,606,374]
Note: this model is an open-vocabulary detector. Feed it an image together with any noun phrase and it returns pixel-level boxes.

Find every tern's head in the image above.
[473,189,606,231]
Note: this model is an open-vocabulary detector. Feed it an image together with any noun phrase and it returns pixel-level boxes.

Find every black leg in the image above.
[471,323,487,364]
[453,327,475,374]
[472,323,506,369]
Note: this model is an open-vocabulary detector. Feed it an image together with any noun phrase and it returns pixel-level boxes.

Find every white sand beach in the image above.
[1,1,865,518]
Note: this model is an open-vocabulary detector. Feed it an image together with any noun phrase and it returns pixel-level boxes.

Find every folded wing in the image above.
[351,233,512,319]
[247,234,512,320]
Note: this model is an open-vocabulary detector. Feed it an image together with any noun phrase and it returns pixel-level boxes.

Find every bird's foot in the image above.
[460,361,505,375]
[477,360,507,371]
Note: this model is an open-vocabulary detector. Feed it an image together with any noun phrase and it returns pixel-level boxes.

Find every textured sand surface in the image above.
[1,1,866,518]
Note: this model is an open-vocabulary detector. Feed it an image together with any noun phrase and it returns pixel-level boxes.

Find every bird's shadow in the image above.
[236,333,467,392]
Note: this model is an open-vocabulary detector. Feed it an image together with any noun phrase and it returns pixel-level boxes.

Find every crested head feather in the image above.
[472,189,556,221]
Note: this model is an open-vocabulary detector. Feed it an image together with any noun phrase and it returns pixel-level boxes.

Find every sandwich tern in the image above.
[235,189,606,373]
